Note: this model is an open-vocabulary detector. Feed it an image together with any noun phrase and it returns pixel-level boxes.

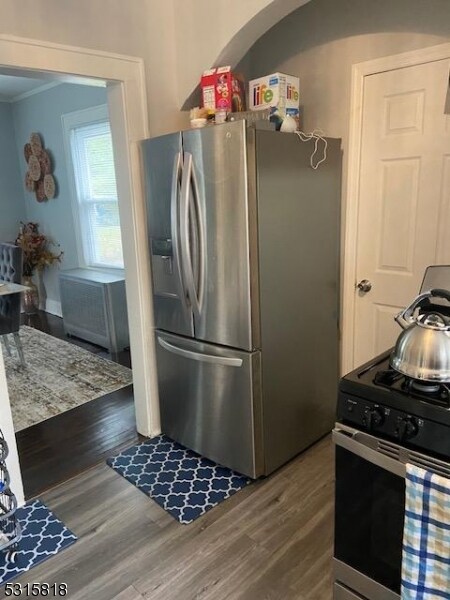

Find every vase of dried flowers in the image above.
[21,275,39,315]
[15,222,63,314]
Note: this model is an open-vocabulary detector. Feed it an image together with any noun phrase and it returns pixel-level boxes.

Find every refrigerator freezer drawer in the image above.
[155,331,263,478]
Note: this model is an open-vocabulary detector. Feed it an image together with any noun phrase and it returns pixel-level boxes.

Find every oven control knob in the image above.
[396,416,419,441]
[363,408,385,430]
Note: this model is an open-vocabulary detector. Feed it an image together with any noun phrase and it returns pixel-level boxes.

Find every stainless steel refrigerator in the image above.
[141,120,341,478]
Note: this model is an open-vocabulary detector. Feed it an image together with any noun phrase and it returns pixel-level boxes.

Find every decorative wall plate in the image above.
[39,150,51,175]
[23,143,32,162]
[35,180,46,203]
[25,171,36,192]
[30,132,43,156]
[43,174,55,199]
[28,155,41,182]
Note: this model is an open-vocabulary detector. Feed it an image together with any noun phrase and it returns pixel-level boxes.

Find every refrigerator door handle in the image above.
[180,152,203,320]
[158,336,243,367]
[170,152,189,313]
[189,152,206,314]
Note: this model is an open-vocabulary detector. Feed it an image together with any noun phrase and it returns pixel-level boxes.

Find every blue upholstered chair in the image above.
[0,243,25,367]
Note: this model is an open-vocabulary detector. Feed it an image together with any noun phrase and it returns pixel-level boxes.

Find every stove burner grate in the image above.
[373,368,450,407]
[373,368,403,386]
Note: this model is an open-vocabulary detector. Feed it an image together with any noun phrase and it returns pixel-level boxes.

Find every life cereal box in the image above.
[249,72,300,120]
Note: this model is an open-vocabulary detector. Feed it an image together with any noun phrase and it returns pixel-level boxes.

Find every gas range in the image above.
[334,350,450,600]
[337,350,450,461]
[334,266,450,600]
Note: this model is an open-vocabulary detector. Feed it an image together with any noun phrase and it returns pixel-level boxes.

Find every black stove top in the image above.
[364,354,450,406]
[373,367,450,407]
[338,350,450,458]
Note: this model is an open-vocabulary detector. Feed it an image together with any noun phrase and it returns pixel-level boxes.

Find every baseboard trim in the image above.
[45,299,62,318]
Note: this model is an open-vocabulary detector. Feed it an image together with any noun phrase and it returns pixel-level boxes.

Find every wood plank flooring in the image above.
[16,311,138,499]
[16,384,138,499]
[0,436,334,600]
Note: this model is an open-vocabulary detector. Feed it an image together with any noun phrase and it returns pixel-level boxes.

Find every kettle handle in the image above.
[430,288,450,303]
[396,288,450,330]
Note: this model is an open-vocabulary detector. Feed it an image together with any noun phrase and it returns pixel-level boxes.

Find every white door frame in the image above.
[0,35,161,502]
[342,42,450,375]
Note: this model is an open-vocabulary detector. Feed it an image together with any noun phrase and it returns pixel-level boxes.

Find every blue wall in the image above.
[0,102,26,243]
[12,83,108,311]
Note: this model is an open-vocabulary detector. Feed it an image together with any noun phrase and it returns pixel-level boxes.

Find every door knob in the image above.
[357,279,372,293]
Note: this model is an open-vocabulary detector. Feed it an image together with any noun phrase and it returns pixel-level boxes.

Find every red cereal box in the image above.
[201,66,245,113]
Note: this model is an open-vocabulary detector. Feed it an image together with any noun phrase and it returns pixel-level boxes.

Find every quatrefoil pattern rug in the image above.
[107,435,250,524]
[0,500,77,585]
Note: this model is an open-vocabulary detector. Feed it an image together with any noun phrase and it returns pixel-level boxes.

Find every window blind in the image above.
[70,121,124,269]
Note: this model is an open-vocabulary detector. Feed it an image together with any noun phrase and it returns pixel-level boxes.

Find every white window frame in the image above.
[62,104,124,271]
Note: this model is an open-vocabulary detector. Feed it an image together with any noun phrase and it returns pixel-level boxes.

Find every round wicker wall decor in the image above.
[23,132,57,203]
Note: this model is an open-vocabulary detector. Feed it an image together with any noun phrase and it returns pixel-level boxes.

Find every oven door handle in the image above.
[333,427,406,478]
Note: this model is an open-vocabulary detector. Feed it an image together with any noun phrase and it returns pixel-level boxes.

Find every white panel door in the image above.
[354,58,450,366]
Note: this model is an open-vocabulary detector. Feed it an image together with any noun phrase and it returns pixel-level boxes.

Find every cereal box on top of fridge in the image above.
[200,66,246,113]
[249,72,300,121]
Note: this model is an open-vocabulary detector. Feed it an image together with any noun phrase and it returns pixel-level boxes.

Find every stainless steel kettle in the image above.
[390,288,450,382]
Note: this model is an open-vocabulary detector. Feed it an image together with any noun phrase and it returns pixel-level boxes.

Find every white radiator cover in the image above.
[59,268,129,352]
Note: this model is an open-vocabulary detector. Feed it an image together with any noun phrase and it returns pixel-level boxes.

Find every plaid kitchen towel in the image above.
[402,464,450,599]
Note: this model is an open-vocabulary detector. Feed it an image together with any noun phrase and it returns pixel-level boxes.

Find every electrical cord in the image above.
[294,129,328,169]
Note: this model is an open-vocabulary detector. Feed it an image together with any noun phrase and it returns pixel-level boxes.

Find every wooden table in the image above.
[0,282,29,296]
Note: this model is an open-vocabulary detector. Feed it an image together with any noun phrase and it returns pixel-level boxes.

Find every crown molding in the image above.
[11,81,62,103]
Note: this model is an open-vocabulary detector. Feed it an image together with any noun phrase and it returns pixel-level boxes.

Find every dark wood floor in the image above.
[16,311,139,499]
[0,436,335,600]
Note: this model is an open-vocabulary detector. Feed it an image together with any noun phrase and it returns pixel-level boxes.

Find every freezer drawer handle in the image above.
[158,337,243,367]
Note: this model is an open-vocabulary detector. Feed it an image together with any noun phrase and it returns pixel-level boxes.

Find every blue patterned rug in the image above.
[0,500,77,585]
[107,435,250,524]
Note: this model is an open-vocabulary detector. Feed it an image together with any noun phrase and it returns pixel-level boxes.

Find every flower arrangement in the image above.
[15,222,63,277]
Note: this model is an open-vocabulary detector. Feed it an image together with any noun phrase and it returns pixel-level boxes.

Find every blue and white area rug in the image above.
[0,500,77,585]
[107,435,250,524]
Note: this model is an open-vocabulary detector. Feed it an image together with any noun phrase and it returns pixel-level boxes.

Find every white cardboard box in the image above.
[249,72,300,119]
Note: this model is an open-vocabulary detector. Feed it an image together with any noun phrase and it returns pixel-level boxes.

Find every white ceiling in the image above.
[0,74,55,102]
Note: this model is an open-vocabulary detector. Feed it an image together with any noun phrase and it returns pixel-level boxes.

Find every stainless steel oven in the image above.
[333,424,450,600]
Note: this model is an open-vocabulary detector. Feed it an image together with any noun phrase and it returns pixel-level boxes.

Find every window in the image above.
[63,105,124,269]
